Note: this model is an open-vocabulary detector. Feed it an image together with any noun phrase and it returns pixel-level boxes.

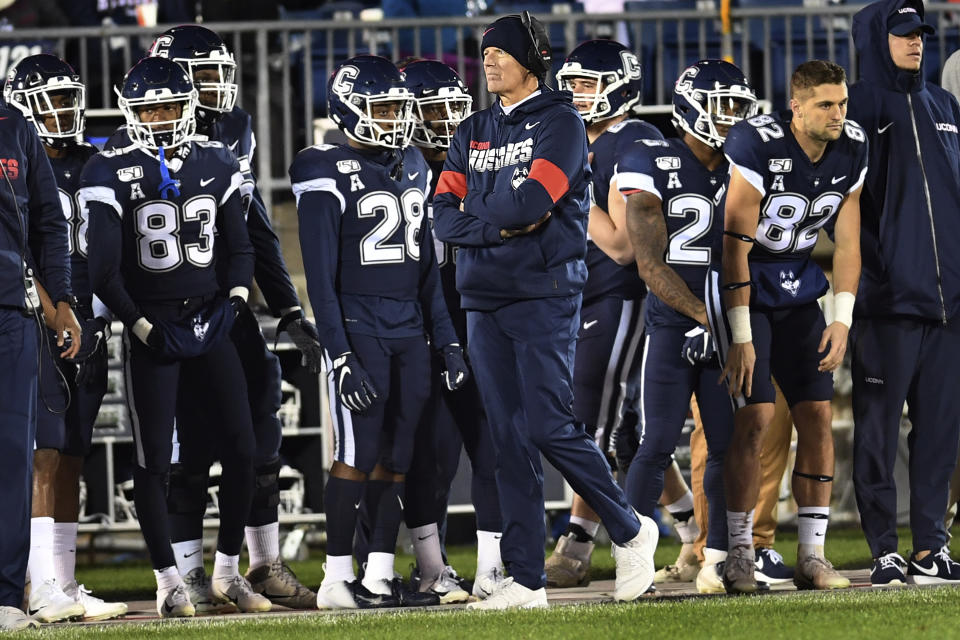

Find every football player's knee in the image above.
[252,458,282,511]
[167,465,209,515]
[251,416,282,465]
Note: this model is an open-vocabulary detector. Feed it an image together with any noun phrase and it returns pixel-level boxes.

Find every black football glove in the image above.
[229,295,248,318]
[70,317,109,388]
[333,351,378,413]
[440,343,469,391]
[681,325,715,366]
[278,309,324,374]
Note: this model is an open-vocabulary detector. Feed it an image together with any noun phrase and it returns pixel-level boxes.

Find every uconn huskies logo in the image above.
[192,314,210,342]
[332,66,359,98]
[780,270,800,297]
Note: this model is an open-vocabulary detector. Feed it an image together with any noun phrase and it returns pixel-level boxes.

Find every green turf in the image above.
[73,524,897,601]
[22,587,960,639]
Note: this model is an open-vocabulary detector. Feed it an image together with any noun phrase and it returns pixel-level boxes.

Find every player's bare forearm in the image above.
[589,179,634,265]
[720,234,753,310]
[831,188,862,295]
[33,277,58,330]
[626,193,706,325]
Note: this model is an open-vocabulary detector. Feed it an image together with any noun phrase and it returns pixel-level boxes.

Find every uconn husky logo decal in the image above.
[780,270,800,297]
[192,314,210,342]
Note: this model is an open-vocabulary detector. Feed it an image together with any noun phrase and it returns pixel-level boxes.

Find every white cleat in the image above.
[472,567,506,600]
[465,578,547,610]
[28,578,85,623]
[211,575,273,613]
[316,580,359,610]
[696,548,727,594]
[63,582,127,621]
[157,583,195,618]
[0,605,39,631]
[427,566,470,604]
[183,567,236,614]
[654,543,700,584]
[612,512,659,602]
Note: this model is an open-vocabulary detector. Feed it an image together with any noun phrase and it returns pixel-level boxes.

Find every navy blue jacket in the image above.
[0,106,70,308]
[433,89,591,311]
[849,0,960,322]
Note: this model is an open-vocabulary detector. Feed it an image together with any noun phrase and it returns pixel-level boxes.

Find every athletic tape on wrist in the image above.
[727,305,751,344]
[834,291,855,329]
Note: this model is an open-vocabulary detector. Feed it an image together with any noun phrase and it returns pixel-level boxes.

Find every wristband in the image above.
[727,305,752,344]
[834,291,855,329]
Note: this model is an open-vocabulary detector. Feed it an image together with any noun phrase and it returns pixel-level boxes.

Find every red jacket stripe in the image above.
[528,158,569,203]
[436,170,467,199]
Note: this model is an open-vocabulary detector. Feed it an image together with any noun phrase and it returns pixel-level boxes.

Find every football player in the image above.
[618,59,757,594]
[393,58,501,602]
[82,56,266,617]
[5,53,126,623]
[712,59,865,593]
[142,24,320,611]
[290,55,466,609]
[545,38,661,589]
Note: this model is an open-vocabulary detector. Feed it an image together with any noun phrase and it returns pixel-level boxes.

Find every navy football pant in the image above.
[626,326,733,551]
[573,296,644,455]
[851,316,960,556]
[404,352,501,533]
[327,334,431,474]
[0,310,37,607]
[172,305,284,540]
[124,301,256,569]
[467,296,640,591]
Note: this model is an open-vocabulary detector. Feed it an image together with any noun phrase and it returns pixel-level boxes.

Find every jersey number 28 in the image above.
[357,188,425,264]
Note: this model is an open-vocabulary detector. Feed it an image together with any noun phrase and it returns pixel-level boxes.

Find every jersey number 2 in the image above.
[666,194,713,265]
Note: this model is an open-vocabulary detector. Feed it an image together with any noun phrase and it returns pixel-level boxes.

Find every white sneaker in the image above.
[63,582,127,621]
[654,543,700,583]
[211,574,273,613]
[427,566,470,604]
[696,548,727,594]
[316,580,359,610]
[465,578,547,610]
[472,566,506,600]
[183,567,236,614]
[0,605,39,631]
[157,583,195,618]
[27,578,85,622]
[612,512,658,601]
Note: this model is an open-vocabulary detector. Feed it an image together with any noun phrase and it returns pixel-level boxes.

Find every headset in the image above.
[520,11,552,81]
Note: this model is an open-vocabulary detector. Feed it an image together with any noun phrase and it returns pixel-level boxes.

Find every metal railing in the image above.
[2,4,959,212]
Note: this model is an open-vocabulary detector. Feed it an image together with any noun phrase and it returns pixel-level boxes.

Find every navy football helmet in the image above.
[148,25,237,127]
[400,59,472,150]
[117,57,198,151]
[672,59,757,149]
[328,56,415,149]
[4,54,85,148]
[556,40,643,123]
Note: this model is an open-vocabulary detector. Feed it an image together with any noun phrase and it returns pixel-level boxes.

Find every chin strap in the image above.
[157,146,181,199]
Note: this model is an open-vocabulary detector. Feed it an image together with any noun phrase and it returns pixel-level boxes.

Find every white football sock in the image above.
[28,517,56,585]
[53,522,79,587]
[245,522,280,571]
[171,539,204,577]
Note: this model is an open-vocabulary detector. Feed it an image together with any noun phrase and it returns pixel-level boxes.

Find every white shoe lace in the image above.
[759,548,785,565]
[878,553,904,571]
[935,547,956,566]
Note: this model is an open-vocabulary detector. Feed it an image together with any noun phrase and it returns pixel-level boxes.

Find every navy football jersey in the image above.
[103,107,301,316]
[47,143,97,301]
[618,137,728,329]
[80,140,254,327]
[291,143,455,358]
[583,119,663,304]
[722,111,868,309]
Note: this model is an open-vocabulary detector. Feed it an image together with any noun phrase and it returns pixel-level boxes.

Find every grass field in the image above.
[21,525,955,639]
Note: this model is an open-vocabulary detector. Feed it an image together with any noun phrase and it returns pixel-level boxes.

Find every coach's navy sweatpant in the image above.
[467,295,640,591]
[852,316,960,557]
[0,309,37,608]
